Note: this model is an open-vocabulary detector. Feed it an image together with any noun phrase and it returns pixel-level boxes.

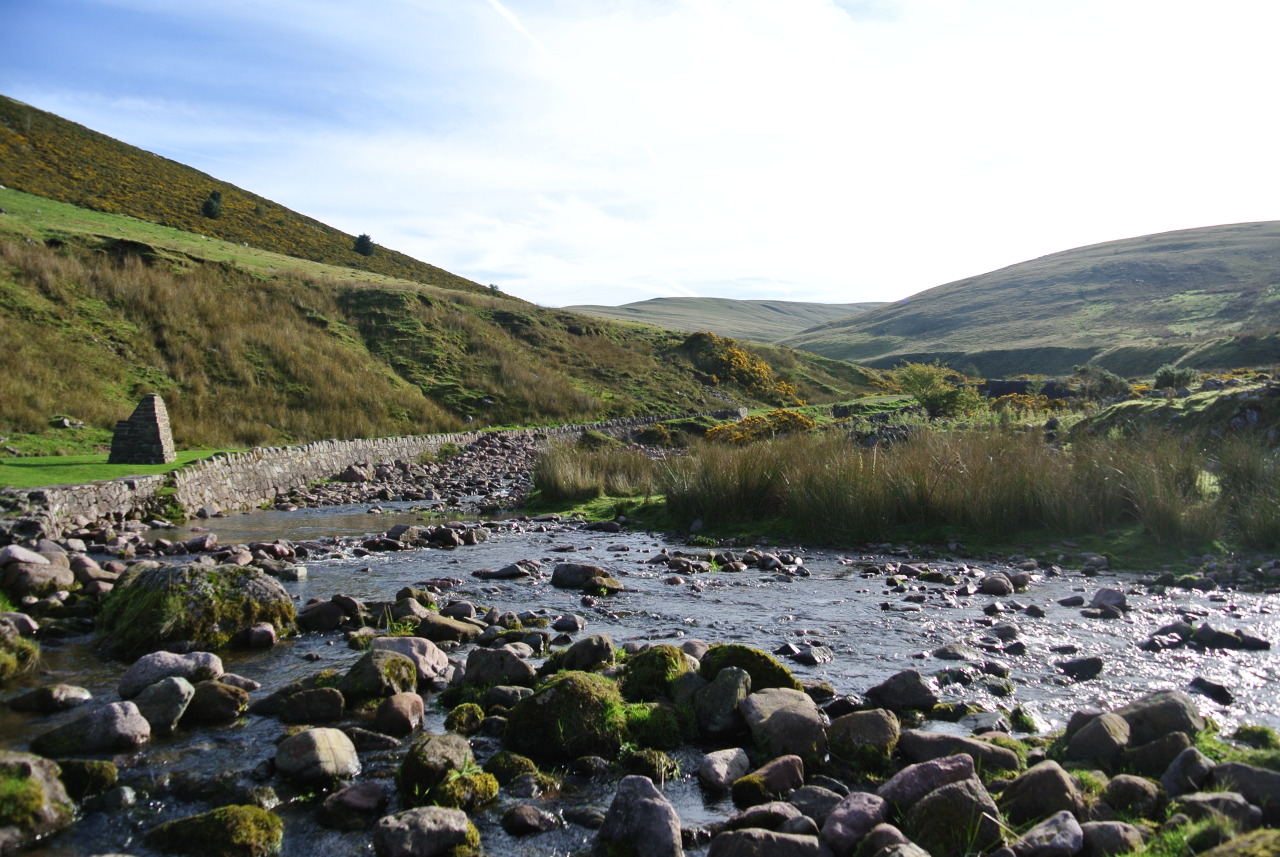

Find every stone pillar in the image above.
[108,394,177,464]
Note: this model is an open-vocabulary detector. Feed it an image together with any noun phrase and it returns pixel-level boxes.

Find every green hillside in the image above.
[0,185,881,449]
[781,222,1280,376]
[564,297,884,343]
[0,95,486,295]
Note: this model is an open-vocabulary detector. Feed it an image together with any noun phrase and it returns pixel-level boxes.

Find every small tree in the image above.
[1153,364,1200,390]
[353,234,375,256]
[201,190,223,219]
[1073,365,1131,399]
[893,361,985,418]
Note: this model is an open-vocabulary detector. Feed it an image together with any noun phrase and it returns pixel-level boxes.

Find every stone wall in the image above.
[0,408,746,542]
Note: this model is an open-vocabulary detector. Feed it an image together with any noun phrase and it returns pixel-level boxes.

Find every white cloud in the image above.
[4,0,1279,307]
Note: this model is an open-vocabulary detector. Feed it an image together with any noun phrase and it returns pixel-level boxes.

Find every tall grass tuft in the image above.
[532,445,658,504]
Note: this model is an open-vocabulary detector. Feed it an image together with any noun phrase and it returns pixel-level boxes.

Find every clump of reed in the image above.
[531,443,658,504]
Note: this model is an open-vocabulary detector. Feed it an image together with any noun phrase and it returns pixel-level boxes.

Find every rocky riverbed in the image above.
[2,504,1279,857]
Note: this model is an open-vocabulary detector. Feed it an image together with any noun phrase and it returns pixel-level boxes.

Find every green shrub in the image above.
[200,190,222,220]
[353,233,375,256]
[1153,363,1200,389]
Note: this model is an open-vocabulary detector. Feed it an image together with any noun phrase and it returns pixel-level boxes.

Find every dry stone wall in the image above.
[0,409,746,542]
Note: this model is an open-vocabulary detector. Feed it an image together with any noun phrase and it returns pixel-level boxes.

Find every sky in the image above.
[3,0,1279,308]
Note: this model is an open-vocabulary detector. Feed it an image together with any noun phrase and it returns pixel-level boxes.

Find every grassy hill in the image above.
[781,221,1280,376]
[0,95,486,296]
[0,185,882,450]
[564,297,884,343]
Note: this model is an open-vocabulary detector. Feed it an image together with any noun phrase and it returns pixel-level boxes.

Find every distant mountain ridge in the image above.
[564,297,885,343]
[781,221,1280,376]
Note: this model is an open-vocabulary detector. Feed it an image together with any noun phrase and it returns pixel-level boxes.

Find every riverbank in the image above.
[2,504,1278,856]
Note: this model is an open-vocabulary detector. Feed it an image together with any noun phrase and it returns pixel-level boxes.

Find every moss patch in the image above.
[444,703,484,736]
[429,772,498,811]
[97,563,295,658]
[0,769,46,830]
[145,805,283,857]
[482,751,538,786]
[624,702,685,750]
[698,644,802,691]
[619,645,690,702]
[505,671,628,762]
[0,634,38,684]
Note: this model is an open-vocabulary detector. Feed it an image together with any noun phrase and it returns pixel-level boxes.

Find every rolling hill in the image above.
[563,297,884,343]
[0,99,883,449]
[781,221,1280,376]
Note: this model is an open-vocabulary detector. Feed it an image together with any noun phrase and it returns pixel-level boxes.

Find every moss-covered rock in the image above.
[338,649,417,706]
[482,751,538,786]
[144,804,283,857]
[622,749,678,782]
[429,772,498,811]
[398,732,474,808]
[0,752,74,849]
[98,564,295,658]
[0,618,38,684]
[619,645,690,702]
[444,703,484,736]
[624,702,686,750]
[698,644,802,692]
[729,773,771,808]
[55,758,118,801]
[1198,829,1280,857]
[505,671,627,762]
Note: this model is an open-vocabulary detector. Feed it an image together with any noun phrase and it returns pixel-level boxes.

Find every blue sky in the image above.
[4,0,1279,307]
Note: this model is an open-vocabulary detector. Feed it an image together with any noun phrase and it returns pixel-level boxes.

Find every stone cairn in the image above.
[108,394,176,464]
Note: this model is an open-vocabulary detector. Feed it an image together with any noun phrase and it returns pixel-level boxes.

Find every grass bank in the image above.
[531,426,1280,566]
[0,449,234,488]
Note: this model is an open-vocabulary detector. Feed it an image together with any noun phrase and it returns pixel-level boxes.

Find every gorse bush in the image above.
[893,361,985,418]
[1153,363,1200,390]
[704,409,816,443]
[1073,365,1132,399]
[682,331,803,405]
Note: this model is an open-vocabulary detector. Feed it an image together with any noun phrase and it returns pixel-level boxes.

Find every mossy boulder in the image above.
[398,732,475,808]
[698,644,802,692]
[338,649,417,706]
[144,804,283,857]
[505,671,627,762]
[0,752,74,851]
[429,772,498,811]
[0,617,38,684]
[373,807,481,857]
[622,749,678,782]
[1199,830,1280,857]
[98,564,295,658]
[619,645,690,702]
[444,703,484,736]
[624,702,685,750]
[55,758,118,801]
[482,751,538,785]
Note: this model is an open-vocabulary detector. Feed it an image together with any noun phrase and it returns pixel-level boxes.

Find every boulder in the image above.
[319,782,387,832]
[0,751,75,852]
[904,778,1004,857]
[374,693,424,737]
[505,671,628,762]
[789,785,844,827]
[1160,746,1214,798]
[1014,810,1083,857]
[465,647,535,685]
[732,755,805,807]
[2,562,75,597]
[1065,712,1130,769]
[118,650,225,699]
[739,688,828,762]
[1079,821,1144,857]
[1112,691,1204,746]
[339,650,417,704]
[695,666,751,736]
[878,753,976,809]
[180,680,248,726]
[590,775,683,857]
[31,702,150,756]
[898,730,1020,773]
[820,791,888,857]
[275,727,360,786]
[97,563,294,658]
[502,803,560,836]
[863,670,937,713]
[6,684,92,716]
[372,806,478,857]
[828,708,900,762]
[144,805,283,857]
[413,612,483,643]
[370,637,449,684]
[699,747,751,792]
[560,634,616,671]
[708,829,822,857]
[999,761,1083,825]
[397,732,474,806]
[1211,762,1280,825]
[1121,731,1192,777]
[699,644,802,691]
[279,687,345,724]
[133,676,195,734]
[1194,830,1280,857]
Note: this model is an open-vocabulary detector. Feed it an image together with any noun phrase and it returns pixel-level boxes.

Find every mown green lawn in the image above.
[0,449,237,488]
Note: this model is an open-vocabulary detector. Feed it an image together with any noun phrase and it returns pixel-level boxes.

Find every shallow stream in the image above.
[4,503,1277,856]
